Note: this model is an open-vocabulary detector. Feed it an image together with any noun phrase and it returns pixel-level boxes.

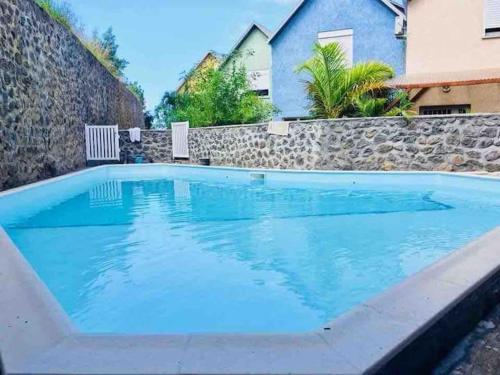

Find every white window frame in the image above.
[247,70,270,93]
[419,105,471,116]
[484,0,500,38]
[318,29,354,67]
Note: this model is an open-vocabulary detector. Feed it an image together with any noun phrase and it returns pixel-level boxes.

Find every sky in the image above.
[65,0,299,111]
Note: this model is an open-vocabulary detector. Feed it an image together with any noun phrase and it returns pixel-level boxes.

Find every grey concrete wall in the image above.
[0,0,144,190]
[120,114,500,172]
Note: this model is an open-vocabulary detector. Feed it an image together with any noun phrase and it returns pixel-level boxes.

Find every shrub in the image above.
[296,42,395,119]
[127,81,154,128]
[35,0,76,30]
[82,38,121,77]
[34,1,128,79]
[155,64,277,128]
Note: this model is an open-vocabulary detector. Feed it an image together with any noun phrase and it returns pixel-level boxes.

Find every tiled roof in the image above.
[389,68,500,88]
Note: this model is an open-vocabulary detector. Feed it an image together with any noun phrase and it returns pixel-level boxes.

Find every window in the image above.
[283,116,313,121]
[247,70,270,95]
[318,29,353,66]
[253,89,269,97]
[485,0,500,37]
[420,105,471,116]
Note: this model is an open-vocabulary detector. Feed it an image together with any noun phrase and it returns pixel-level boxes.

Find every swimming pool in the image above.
[1,165,499,334]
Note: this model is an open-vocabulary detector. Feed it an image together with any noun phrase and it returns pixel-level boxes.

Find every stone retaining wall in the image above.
[120,114,500,172]
[0,0,144,190]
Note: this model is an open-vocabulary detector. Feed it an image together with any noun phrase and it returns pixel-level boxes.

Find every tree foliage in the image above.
[296,42,412,119]
[127,81,145,105]
[155,64,276,128]
[82,38,120,77]
[155,91,184,127]
[35,0,129,80]
[126,81,154,128]
[99,28,129,77]
[385,90,416,118]
[354,95,388,117]
[35,0,78,30]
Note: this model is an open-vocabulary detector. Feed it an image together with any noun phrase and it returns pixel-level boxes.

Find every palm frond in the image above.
[296,44,395,119]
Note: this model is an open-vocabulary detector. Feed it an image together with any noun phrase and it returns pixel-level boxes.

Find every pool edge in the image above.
[0,164,499,201]
[2,228,500,374]
[1,166,500,374]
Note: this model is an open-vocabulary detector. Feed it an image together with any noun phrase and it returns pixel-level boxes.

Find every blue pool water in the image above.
[1,166,499,333]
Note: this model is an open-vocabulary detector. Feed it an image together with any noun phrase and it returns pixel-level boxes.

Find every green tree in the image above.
[155,91,184,128]
[296,42,395,119]
[385,90,417,119]
[35,1,128,79]
[127,81,145,106]
[35,0,78,30]
[127,81,155,128]
[143,111,154,129]
[99,27,129,77]
[155,64,276,128]
[354,95,388,117]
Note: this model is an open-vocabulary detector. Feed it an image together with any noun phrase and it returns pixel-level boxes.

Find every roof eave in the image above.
[269,0,307,44]
[176,51,221,93]
[390,77,500,89]
[269,0,406,45]
[220,23,271,68]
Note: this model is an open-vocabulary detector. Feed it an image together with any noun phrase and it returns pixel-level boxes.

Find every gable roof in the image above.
[220,23,271,68]
[176,51,224,92]
[269,0,406,44]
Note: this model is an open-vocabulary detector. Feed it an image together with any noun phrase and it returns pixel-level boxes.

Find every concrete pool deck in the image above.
[0,166,499,374]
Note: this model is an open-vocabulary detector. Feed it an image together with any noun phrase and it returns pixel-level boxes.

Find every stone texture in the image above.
[435,305,500,375]
[0,0,144,190]
[120,115,500,172]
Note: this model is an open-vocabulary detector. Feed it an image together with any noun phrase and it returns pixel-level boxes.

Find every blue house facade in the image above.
[270,0,406,119]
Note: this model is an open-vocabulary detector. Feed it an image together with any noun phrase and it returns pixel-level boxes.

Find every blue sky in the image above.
[65,0,299,111]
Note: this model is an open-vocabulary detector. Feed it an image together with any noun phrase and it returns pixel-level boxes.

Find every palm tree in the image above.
[354,95,388,117]
[296,42,395,119]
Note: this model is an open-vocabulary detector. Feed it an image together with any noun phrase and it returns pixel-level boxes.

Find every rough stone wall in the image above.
[120,130,173,163]
[318,115,500,171]
[120,114,500,172]
[0,0,144,190]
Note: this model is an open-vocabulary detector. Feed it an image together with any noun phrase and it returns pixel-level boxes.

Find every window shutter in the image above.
[485,0,500,31]
[318,29,354,67]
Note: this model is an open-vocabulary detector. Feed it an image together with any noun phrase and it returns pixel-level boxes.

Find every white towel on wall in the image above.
[128,127,141,143]
[267,121,290,136]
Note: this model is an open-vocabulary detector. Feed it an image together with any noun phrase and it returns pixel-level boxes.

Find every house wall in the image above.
[271,0,406,119]
[0,0,144,190]
[412,84,500,113]
[223,28,271,72]
[177,53,221,93]
[406,0,500,74]
[120,114,500,173]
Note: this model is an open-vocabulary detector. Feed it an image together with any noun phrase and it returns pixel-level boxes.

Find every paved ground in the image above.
[433,172,500,374]
[435,305,500,374]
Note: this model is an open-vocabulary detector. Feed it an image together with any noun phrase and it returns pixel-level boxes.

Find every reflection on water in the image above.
[6,178,500,333]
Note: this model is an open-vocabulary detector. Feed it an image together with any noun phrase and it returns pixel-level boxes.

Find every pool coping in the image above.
[1,164,500,199]
[1,165,500,374]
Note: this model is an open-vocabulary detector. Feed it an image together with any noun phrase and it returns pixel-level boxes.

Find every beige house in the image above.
[392,0,500,114]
